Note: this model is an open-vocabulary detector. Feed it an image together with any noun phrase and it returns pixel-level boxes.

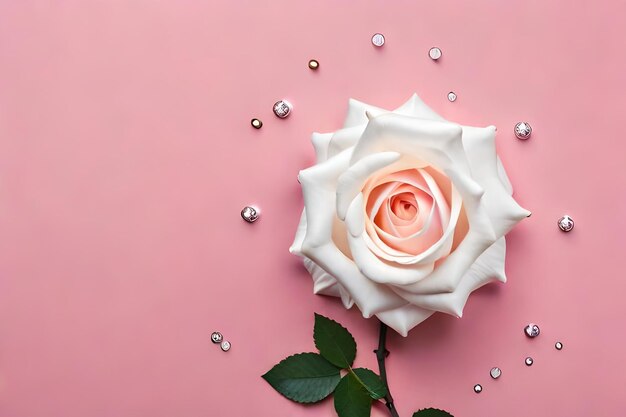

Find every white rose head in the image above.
[290,94,530,336]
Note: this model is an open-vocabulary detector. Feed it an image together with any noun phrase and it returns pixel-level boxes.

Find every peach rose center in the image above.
[363,168,455,257]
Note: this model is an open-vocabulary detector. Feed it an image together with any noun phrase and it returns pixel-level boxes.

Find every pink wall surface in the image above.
[1,1,625,416]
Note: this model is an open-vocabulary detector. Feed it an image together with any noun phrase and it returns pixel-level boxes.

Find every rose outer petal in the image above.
[298,149,407,316]
[375,304,435,337]
[390,237,507,317]
[303,257,354,309]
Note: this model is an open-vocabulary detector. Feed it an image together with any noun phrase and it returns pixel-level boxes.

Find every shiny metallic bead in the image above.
[371,33,385,47]
[308,59,319,70]
[558,215,574,232]
[241,206,259,223]
[273,100,292,118]
[220,340,231,352]
[525,357,534,366]
[524,323,540,338]
[429,47,442,60]
[555,341,563,350]
[490,367,502,379]
[473,384,482,393]
[211,332,223,344]
[251,118,262,129]
[514,121,532,140]
[447,92,457,102]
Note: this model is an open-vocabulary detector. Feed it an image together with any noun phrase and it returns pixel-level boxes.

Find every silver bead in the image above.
[558,215,574,232]
[251,118,263,129]
[447,92,457,102]
[490,367,502,379]
[473,384,482,393]
[524,323,540,338]
[514,122,532,140]
[371,33,385,47]
[273,100,292,118]
[555,341,563,350]
[429,47,442,60]
[525,357,534,366]
[220,340,231,352]
[308,59,319,70]
[241,206,259,223]
[211,332,223,343]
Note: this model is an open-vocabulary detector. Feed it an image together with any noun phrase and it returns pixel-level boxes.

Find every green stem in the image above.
[375,321,400,417]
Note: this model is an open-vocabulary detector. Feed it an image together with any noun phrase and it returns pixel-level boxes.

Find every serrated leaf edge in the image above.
[412,407,454,417]
[261,352,341,404]
[313,313,357,368]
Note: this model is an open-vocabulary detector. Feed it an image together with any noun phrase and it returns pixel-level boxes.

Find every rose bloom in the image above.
[290,94,529,336]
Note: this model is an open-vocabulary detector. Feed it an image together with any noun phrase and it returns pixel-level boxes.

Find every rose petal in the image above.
[390,237,507,317]
[375,304,435,337]
[311,132,333,163]
[461,126,530,237]
[345,193,437,283]
[362,171,461,268]
[342,98,389,128]
[363,182,418,259]
[393,167,496,294]
[374,187,443,255]
[299,149,407,316]
[392,93,446,122]
[371,197,438,248]
[303,243,407,317]
[303,257,354,309]
[289,209,308,256]
[346,188,462,285]
[327,125,367,160]
[336,151,401,220]
[364,167,454,264]
[496,156,513,195]
[350,114,469,175]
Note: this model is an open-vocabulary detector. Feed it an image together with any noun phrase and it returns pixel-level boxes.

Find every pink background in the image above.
[1,1,626,416]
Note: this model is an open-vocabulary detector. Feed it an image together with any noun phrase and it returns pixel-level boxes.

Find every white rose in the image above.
[290,94,529,336]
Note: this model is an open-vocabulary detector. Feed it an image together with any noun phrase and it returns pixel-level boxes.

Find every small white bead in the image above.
[371,33,385,47]
[429,47,442,60]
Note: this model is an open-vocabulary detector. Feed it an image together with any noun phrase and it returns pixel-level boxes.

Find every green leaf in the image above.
[262,352,341,403]
[352,368,387,400]
[412,408,454,417]
[313,313,357,368]
[334,373,372,417]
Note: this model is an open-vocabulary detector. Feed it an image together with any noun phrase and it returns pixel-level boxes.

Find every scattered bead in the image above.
[241,206,259,223]
[447,92,457,102]
[251,118,263,129]
[558,215,574,232]
[524,323,540,338]
[555,341,563,350]
[371,33,385,47]
[308,59,319,70]
[273,100,292,118]
[525,357,534,366]
[429,47,442,60]
[211,332,223,343]
[473,384,482,393]
[514,122,532,140]
[490,367,502,379]
[220,340,231,352]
